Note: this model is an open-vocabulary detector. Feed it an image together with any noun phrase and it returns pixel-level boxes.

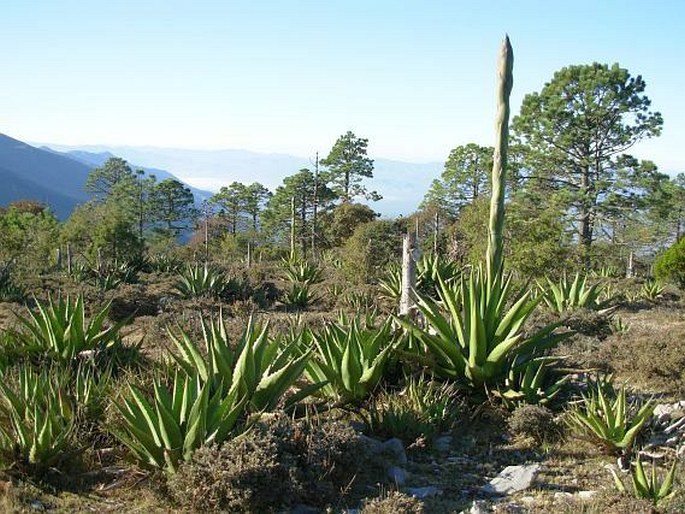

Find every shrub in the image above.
[654,237,685,288]
[342,220,403,284]
[0,264,25,303]
[169,414,371,512]
[507,404,562,445]
[361,491,425,514]
[168,435,289,512]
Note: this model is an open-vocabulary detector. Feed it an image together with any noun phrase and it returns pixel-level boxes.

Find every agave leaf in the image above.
[658,460,677,500]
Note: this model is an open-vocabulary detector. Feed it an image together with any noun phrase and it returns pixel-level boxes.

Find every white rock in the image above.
[468,499,490,514]
[482,464,541,495]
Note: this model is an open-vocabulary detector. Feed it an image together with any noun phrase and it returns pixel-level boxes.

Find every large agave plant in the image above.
[113,371,247,473]
[167,314,313,412]
[398,266,569,390]
[302,317,395,404]
[13,294,127,363]
[0,367,75,471]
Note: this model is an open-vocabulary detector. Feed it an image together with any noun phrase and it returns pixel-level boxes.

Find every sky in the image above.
[3,1,685,171]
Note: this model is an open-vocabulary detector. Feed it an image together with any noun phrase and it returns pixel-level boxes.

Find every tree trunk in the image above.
[312,152,319,252]
[433,211,439,255]
[290,196,296,259]
[579,166,593,269]
[400,232,418,316]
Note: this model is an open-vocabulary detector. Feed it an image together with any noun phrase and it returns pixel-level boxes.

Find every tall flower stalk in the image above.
[486,35,514,287]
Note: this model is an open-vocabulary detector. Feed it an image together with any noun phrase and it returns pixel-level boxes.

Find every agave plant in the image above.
[90,259,140,291]
[342,290,376,312]
[282,258,323,286]
[149,254,182,273]
[378,255,461,303]
[174,264,229,298]
[539,273,605,314]
[0,367,75,471]
[13,294,127,363]
[417,253,461,298]
[362,373,462,442]
[378,264,403,302]
[167,314,313,412]
[283,283,315,310]
[398,267,569,390]
[611,316,631,335]
[113,370,247,473]
[566,379,654,454]
[640,279,665,301]
[303,317,395,404]
[496,356,570,409]
[609,456,677,506]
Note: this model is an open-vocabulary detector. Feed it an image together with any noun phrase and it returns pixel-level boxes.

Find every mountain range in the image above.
[42,143,443,216]
[0,132,443,219]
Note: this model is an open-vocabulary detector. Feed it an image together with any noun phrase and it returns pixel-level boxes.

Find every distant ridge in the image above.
[0,133,212,219]
[0,133,91,218]
[43,143,443,216]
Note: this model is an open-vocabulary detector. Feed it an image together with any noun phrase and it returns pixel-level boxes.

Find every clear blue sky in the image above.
[3,1,684,170]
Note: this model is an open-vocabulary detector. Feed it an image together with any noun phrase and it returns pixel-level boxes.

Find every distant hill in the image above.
[53,149,212,204]
[0,133,92,218]
[0,133,212,219]
[43,144,443,216]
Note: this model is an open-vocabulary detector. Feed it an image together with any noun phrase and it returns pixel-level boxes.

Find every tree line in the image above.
[1,61,683,279]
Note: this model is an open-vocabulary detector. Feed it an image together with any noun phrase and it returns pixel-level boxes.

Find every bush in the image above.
[168,434,290,512]
[361,491,425,514]
[168,414,372,512]
[507,404,562,445]
[655,237,685,288]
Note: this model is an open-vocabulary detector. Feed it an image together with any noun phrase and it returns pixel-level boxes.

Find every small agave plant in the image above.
[566,378,654,454]
[539,273,606,314]
[496,356,570,410]
[608,456,677,506]
[174,264,228,298]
